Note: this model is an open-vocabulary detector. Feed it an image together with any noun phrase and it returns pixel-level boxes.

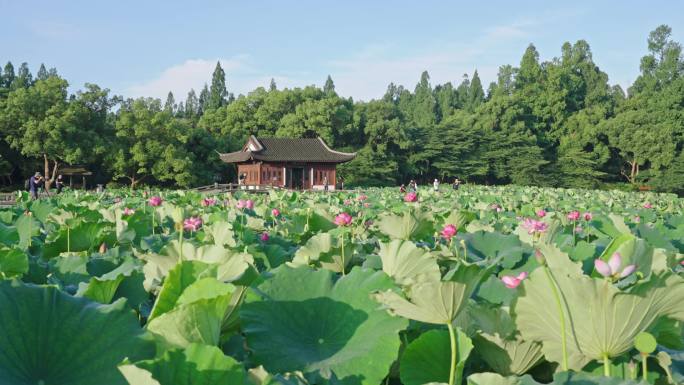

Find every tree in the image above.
[110,98,194,188]
[468,70,485,110]
[208,61,227,110]
[11,63,32,90]
[185,89,199,117]
[198,84,210,114]
[0,77,109,191]
[323,75,335,95]
[36,64,48,81]
[2,62,14,89]
[164,91,176,113]
[269,78,277,91]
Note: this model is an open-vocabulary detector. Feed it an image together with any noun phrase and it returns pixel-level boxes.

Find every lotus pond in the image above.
[0,186,683,385]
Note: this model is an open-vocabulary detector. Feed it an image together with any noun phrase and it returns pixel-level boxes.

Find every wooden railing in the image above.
[194,183,284,193]
[0,192,16,207]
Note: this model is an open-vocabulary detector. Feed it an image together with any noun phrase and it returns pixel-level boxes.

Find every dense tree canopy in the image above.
[1,25,683,194]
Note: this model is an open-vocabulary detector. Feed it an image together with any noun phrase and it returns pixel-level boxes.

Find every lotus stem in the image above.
[178,226,184,261]
[151,210,155,235]
[67,226,70,253]
[447,322,457,385]
[340,234,346,276]
[543,266,569,371]
[603,354,611,377]
[641,354,648,381]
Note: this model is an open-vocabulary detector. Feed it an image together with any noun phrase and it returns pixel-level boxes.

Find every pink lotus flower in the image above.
[148,196,162,207]
[643,202,653,209]
[245,200,254,209]
[404,192,418,202]
[260,232,269,242]
[183,217,202,232]
[441,224,458,240]
[201,197,217,207]
[502,272,528,289]
[634,216,641,223]
[491,203,503,212]
[236,200,246,209]
[594,252,636,279]
[271,208,280,217]
[334,212,353,226]
[575,226,583,233]
[521,218,548,234]
[536,209,546,218]
[344,199,352,206]
[363,202,370,208]
[122,207,135,216]
[583,212,593,221]
[567,211,580,221]
[357,194,368,201]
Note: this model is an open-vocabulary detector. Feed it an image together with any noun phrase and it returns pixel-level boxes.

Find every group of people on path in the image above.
[400,178,461,193]
[27,172,65,199]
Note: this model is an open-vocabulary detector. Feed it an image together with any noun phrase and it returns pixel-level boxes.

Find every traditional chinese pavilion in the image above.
[219,136,355,190]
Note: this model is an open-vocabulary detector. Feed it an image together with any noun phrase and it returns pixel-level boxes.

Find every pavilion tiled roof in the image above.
[219,136,356,164]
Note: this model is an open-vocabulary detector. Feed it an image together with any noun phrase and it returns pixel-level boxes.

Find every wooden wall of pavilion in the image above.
[236,162,337,190]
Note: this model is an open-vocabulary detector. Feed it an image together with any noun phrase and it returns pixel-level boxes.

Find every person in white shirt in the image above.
[433,178,440,192]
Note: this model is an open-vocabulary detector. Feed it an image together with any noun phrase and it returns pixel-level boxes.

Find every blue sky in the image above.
[1,0,683,101]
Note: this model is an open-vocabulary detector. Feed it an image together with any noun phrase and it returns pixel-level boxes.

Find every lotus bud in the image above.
[99,243,107,254]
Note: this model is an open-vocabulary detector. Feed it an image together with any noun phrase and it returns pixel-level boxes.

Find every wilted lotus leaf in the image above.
[378,239,440,286]
[0,280,154,385]
[119,343,245,385]
[240,266,407,385]
[514,268,684,370]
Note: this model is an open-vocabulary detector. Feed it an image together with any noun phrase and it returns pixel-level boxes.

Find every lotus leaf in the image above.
[240,266,408,385]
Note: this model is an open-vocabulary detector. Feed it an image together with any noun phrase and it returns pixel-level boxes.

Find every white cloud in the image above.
[124,56,250,99]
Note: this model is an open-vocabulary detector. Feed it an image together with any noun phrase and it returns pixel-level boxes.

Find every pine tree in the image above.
[208,61,227,110]
[323,75,335,95]
[2,62,15,88]
[185,89,199,116]
[269,78,277,91]
[11,62,33,89]
[164,92,176,113]
[36,64,48,81]
[468,70,485,110]
[198,84,210,114]
[455,73,470,108]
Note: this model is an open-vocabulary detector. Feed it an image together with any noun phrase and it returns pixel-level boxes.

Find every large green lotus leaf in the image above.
[147,294,231,349]
[119,343,245,385]
[468,371,647,385]
[291,231,352,273]
[205,221,237,248]
[240,266,408,385]
[461,231,524,269]
[0,222,19,247]
[75,260,144,304]
[373,264,485,324]
[0,280,154,385]
[48,252,91,286]
[455,303,543,375]
[28,199,55,223]
[376,209,434,241]
[15,214,41,249]
[378,239,440,286]
[141,242,255,292]
[474,334,544,376]
[442,210,477,230]
[43,221,116,259]
[149,260,218,320]
[514,268,684,370]
[0,247,29,278]
[399,329,473,385]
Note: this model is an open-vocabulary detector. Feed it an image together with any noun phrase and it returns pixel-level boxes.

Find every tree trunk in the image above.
[43,154,59,193]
